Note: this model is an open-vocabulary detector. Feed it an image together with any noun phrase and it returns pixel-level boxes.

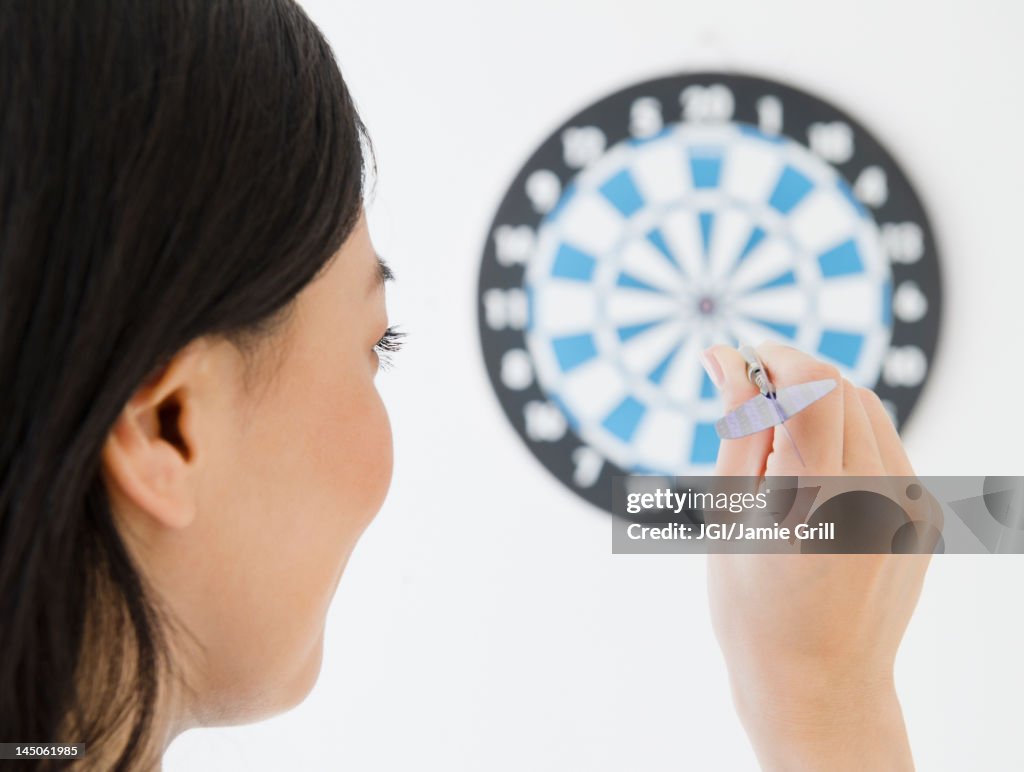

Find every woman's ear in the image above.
[101,340,212,531]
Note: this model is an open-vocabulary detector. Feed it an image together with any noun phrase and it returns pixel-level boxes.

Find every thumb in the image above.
[701,345,772,477]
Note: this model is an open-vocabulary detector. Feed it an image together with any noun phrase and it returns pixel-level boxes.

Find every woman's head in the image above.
[0,0,391,764]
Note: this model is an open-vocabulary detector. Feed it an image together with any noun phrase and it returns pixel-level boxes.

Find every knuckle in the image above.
[758,341,798,356]
[804,360,841,383]
[858,386,884,408]
[758,343,840,385]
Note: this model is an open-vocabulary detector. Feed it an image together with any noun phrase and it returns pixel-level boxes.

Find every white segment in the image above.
[631,407,689,472]
[546,193,625,257]
[817,279,882,328]
[731,285,809,320]
[788,188,860,255]
[720,137,782,204]
[615,318,687,379]
[603,291,685,327]
[728,236,795,295]
[557,359,627,423]
[618,236,688,295]
[707,207,757,281]
[529,282,598,335]
[629,139,689,205]
[660,334,706,403]
[659,207,707,280]
[729,316,808,350]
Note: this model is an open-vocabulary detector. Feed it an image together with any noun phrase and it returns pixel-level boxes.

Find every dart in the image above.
[714,345,837,466]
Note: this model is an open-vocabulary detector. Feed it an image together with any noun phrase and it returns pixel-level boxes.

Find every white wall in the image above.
[167,1,1024,769]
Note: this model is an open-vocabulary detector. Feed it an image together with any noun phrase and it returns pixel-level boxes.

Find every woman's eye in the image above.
[374,326,405,369]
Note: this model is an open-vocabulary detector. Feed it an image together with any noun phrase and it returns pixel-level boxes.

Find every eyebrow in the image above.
[370,254,394,294]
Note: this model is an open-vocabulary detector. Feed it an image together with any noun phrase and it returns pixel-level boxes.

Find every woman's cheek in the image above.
[321,381,393,527]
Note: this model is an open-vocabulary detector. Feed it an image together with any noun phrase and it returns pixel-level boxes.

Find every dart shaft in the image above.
[739,345,776,398]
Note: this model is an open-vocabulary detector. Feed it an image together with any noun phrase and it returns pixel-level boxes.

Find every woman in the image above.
[0,1,928,769]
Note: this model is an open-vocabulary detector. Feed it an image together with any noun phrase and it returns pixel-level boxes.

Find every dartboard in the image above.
[477,73,942,514]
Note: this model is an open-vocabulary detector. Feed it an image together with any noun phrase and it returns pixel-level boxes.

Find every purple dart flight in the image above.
[714,346,837,466]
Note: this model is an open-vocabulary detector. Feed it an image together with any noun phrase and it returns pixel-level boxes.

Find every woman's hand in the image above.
[703,343,930,771]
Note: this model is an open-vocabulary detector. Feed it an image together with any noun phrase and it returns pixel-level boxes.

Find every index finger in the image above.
[706,345,773,477]
[756,343,844,475]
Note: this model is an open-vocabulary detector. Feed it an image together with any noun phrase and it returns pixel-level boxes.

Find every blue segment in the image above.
[699,211,714,257]
[551,333,598,372]
[837,180,868,219]
[647,345,681,385]
[690,151,723,189]
[768,165,814,214]
[549,393,579,431]
[700,370,717,399]
[616,271,663,293]
[818,238,864,278]
[736,225,766,265]
[525,285,535,331]
[751,318,798,339]
[646,228,681,270]
[599,170,645,217]
[617,319,665,342]
[881,280,893,326]
[690,423,720,464]
[601,396,646,443]
[552,244,597,281]
[817,330,864,368]
[750,270,797,293]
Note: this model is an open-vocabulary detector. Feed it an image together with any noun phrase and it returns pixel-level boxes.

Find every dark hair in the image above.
[0,1,367,767]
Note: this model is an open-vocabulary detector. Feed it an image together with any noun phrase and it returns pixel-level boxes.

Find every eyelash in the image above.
[374,326,405,369]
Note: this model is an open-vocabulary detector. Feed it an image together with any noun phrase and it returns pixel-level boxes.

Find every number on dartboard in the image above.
[493,224,534,266]
[630,97,664,139]
[483,288,528,330]
[500,349,533,390]
[562,126,606,168]
[893,281,928,323]
[854,166,888,207]
[680,84,734,122]
[756,95,783,134]
[572,446,603,488]
[881,222,925,264]
[807,121,854,163]
[525,170,561,214]
[523,401,567,442]
[883,346,928,388]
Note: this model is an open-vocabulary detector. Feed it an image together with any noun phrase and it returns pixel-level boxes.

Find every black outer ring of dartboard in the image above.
[476,72,943,517]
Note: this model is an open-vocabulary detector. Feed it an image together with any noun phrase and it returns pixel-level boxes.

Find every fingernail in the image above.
[699,347,724,389]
